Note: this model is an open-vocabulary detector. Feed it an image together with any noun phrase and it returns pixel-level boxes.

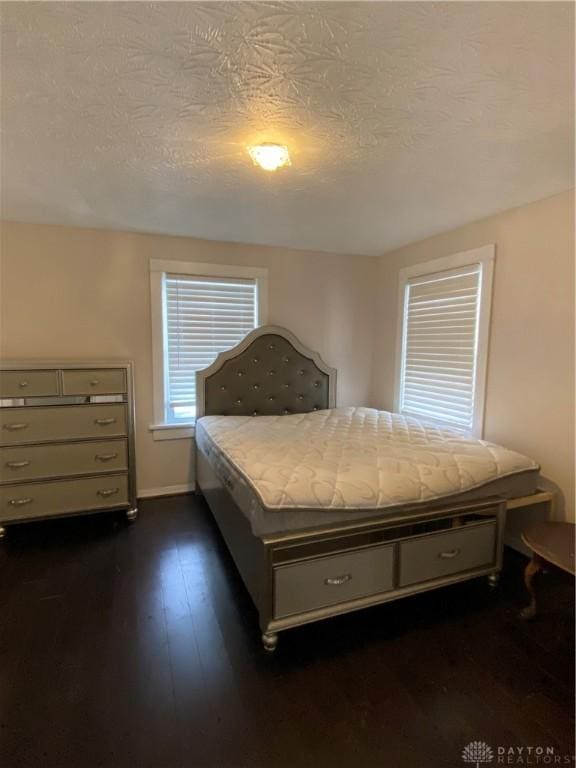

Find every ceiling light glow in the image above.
[248,143,291,172]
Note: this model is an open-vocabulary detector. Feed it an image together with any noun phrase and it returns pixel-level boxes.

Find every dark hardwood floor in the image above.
[1,495,574,768]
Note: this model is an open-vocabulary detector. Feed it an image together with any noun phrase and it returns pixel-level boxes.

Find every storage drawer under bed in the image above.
[274,544,395,618]
[398,523,497,587]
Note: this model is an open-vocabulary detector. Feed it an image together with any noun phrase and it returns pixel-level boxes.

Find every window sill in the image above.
[149,422,195,441]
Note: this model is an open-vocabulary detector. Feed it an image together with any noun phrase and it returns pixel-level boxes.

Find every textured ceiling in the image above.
[1,2,574,256]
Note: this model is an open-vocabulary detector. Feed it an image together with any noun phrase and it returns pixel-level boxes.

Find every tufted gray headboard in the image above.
[196,326,337,418]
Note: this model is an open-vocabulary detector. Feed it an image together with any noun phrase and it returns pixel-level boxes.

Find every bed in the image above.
[195,325,545,651]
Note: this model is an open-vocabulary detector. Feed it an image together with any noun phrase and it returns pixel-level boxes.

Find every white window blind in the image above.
[398,264,482,432]
[165,274,257,421]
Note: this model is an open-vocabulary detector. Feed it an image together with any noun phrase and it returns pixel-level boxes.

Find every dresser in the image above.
[0,361,137,536]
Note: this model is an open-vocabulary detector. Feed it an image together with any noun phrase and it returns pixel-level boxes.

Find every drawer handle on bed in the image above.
[3,423,29,431]
[18,381,29,388]
[90,380,100,386]
[8,497,33,506]
[5,460,31,469]
[94,418,117,426]
[95,453,118,462]
[438,548,461,560]
[324,574,352,586]
[97,488,119,498]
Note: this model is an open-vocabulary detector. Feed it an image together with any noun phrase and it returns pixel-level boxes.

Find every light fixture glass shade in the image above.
[248,143,291,172]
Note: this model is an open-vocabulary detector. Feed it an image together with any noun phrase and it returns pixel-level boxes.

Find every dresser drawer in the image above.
[0,439,128,483]
[61,369,127,396]
[274,544,395,619]
[0,474,129,522]
[398,524,497,588]
[0,404,127,445]
[0,370,59,398]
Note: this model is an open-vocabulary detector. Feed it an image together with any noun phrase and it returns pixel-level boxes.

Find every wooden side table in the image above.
[520,521,575,619]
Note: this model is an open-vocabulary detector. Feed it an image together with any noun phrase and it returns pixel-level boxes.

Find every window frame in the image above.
[393,244,495,438]
[149,259,268,440]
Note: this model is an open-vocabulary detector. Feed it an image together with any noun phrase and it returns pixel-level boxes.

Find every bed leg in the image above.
[262,632,278,652]
[487,571,500,589]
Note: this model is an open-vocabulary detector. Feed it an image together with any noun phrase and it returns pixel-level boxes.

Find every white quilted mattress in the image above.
[197,407,538,512]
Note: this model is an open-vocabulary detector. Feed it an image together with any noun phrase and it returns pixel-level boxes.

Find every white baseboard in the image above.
[137,488,545,556]
[505,500,551,558]
[138,483,196,499]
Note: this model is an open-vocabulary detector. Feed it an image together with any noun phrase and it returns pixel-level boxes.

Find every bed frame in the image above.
[195,326,535,651]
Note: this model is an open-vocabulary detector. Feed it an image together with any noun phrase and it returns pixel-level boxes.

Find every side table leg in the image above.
[520,553,543,619]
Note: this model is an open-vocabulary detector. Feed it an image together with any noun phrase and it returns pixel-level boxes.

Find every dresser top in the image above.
[1,361,133,371]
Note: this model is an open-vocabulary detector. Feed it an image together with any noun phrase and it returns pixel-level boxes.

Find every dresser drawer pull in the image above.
[94,418,117,426]
[97,488,119,498]
[438,548,461,560]
[90,380,100,386]
[3,423,29,431]
[5,460,31,469]
[18,381,29,388]
[8,497,33,506]
[95,453,118,462]
[324,574,352,586]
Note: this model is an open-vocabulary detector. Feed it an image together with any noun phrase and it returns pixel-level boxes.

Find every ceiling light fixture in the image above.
[248,143,291,172]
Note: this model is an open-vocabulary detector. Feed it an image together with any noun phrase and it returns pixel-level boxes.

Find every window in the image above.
[150,260,268,438]
[394,245,494,437]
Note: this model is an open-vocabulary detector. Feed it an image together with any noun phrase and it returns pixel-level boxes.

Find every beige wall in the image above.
[0,222,378,494]
[372,190,575,523]
[1,191,573,524]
